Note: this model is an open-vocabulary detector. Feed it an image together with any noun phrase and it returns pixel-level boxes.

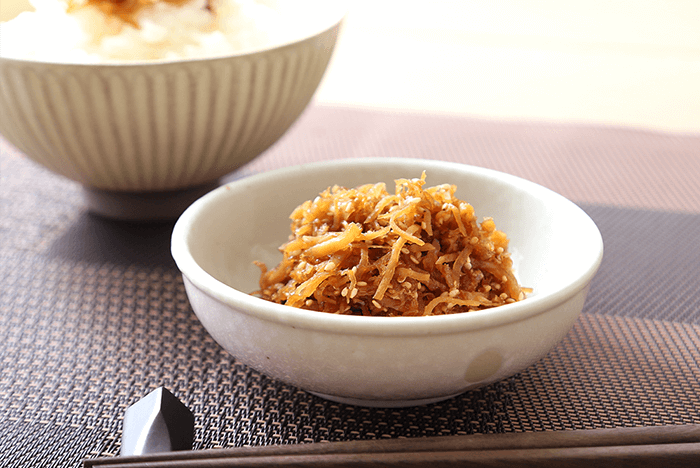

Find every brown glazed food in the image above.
[255,173,527,316]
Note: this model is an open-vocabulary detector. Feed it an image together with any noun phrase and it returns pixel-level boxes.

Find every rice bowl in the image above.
[0,0,346,219]
[0,0,343,63]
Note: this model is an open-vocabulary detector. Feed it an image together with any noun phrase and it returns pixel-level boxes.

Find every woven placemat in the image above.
[1,107,699,468]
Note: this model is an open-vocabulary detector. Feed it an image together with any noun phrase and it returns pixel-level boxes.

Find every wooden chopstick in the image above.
[84,424,700,467]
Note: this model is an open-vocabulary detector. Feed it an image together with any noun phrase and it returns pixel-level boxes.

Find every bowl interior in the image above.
[178,159,603,320]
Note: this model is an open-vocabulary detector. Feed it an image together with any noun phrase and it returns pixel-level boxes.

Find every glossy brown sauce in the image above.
[68,0,211,28]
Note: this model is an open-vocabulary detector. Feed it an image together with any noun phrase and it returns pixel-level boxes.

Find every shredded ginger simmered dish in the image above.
[255,173,528,316]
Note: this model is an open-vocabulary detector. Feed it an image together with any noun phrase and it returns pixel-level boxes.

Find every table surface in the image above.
[1,104,700,467]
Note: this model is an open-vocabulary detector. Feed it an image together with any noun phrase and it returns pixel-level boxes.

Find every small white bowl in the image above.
[0,5,344,220]
[171,158,604,407]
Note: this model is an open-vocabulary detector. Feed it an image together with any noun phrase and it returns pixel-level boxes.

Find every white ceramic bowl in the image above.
[0,6,344,219]
[171,158,604,407]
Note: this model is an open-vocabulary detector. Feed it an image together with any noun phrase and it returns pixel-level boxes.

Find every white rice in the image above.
[0,0,336,63]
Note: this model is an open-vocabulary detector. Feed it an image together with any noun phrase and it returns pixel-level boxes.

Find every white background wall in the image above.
[316,0,700,133]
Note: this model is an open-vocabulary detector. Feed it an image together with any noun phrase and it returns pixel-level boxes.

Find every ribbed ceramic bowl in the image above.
[0,6,343,219]
[171,158,604,407]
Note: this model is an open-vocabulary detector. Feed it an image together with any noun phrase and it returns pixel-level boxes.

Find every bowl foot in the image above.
[82,183,219,222]
[307,391,463,408]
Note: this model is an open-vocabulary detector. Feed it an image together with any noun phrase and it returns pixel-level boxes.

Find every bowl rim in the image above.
[171,157,604,337]
[0,0,348,67]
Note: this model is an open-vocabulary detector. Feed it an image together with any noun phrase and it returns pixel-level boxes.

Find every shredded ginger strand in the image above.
[254,173,528,316]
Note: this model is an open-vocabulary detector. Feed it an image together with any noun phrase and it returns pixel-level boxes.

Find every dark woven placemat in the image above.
[1,107,699,468]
